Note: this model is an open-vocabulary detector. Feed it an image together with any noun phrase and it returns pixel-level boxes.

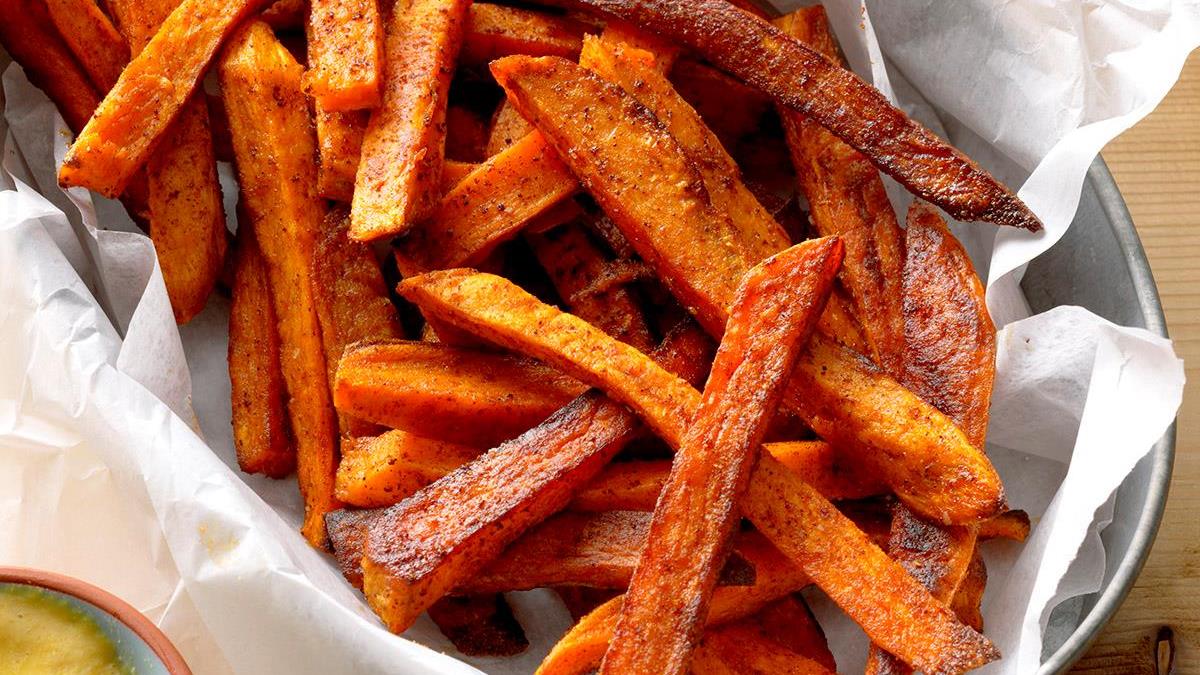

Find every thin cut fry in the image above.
[334,340,586,447]
[315,106,367,202]
[603,239,841,674]
[428,594,529,657]
[220,21,340,547]
[44,0,129,92]
[228,228,295,478]
[691,621,835,675]
[530,0,1042,231]
[461,2,587,66]
[777,7,905,373]
[59,0,274,197]
[358,326,712,633]
[335,431,481,508]
[755,596,837,671]
[351,0,469,240]
[396,132,578,273]
[306,0,383,111]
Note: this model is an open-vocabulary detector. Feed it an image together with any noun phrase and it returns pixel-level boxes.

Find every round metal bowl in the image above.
[1022,159,1175,672]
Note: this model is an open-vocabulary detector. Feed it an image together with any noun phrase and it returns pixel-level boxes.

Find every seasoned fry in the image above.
[428,594,529,657]
[557,587,621,622]
[603,239,841,674]
[59,0,274,197]
[537,532,811,675]
[755,596,837,671]
[335,431,481,508]
[44,0,129,92]
[691,621,835,675]
[818,286,871,356]
[306,0,383,111]
[981,510,1032,542]
[261,0,306,30]
[461,2,586,66]
[228,228,295,478]
[949,552,988,631]
[766,441,888,502]
[334,340,586,447]
[777,6,905,373]
[579,35,790,264]
[442,159,479,192]
[529,0,1042,231]
[358,326,712,633]
[396,132,578,273]
[669,60,771,150]
[351,0,469,240]
[598,20,679,72]
[220,21,340,547]
[486,101,535,157]
[315,107,367,202]
[571,461,669,512]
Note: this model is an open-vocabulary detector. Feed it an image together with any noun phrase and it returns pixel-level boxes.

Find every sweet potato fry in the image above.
[776,6,905,374]
[306,0,383,111]
[557,587,621,621]
[335,431,481,508]
[460,2,587,66]
[220,21,339,547]
[395,132,579,273]
[980,510,1031,542]
[570,461,669,512]
[59,0,274,197]
[427,594,529,657]
[315,106,367,202]
[334,340,586,447]
[441,159,478,192]
[351,0,469,240]
[579,35,790,265]
[525,221,655,351]
[529,0,1042,231]
[44,0,129,92]
[766,441,888,502]
[598,20,679,72]
[755,596,837,671]
[818,286,870,356]
[603,239,841,674]
[358,326,712,633]
[445,104,489,163]
[691,621,834,675]
[311,206,403,434]
[536,532,810,675]
[228,227,295,478]
[949,551,988,631]
[486,101,535,157]
[669,60,771,150]
[261,0,305,30]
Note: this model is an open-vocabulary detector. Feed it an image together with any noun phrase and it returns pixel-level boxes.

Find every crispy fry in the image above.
[525,221,655,351]
[818,286,870,356]
[59,0,273,197]
[220,21,339,547]
[669,60,771,150]
[529,0,1042,231]
[335,431,481,508]
[691,621,834,675]
[461,2,586,66]
[486,101,535,157]
[396,132,578,273]
[755,596,837,671]
[228,228,296,478]
[570,461,669,512]
[579,35,790,264]
[536,532,810,675]
[428,594,529,657]
[334,340,586,447]
[980,510,1031,542]
[44,0,129,92]
[442,159,479,192]
[766,441,888,502]
[445,104,489,163]
[358,326,712,633]
[777,6,905,373]
[949,551,987,631]
[306,0,382,111]
[603,239,841,674]
[598,20,679,72]
[351,0,469,240]
[315,106,367,202]
[311,206,403,434]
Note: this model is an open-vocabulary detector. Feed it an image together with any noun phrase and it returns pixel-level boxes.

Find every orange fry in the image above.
[306,0,383,111]
[335,431,482,508]
[427,594,529,657]
[755,596,837,671]
[44,0,129,92]
[461,2,587,66]
[691,621,835,675]
[315,106,367,202]
[486,101,535,157]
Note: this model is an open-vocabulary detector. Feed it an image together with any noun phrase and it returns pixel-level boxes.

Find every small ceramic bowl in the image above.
[0,567,191,675]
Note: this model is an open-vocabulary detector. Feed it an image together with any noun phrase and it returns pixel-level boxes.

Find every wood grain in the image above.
[1074,50,1200,675]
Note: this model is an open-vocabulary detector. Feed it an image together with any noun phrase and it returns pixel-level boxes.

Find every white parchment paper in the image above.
[1,1,1193,672]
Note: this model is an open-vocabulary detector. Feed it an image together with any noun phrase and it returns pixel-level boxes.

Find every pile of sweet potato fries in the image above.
[2,0,1041,671]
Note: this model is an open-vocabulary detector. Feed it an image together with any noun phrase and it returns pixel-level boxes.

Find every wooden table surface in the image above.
[1072,51,1200,675]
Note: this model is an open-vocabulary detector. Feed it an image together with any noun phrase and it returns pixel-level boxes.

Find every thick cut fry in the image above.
[442,159,479,192]
[486,101,535,157]
[461,2,586,66]
[335,340,585,447]
[571,461,670,512]
[598,20,679,72]
[59,0,273,197]
[526,222,655,351]
[767,441,888,501]
[603,239,841,675]
[776,7,905,373]
[491,55,749,335]
[221,21,339,547]
[228,228,295,478]
[396,132,579,273]
[818,285,870,356]
[351,0,469,240]
[530,0,1042,231]
[311,207,403,434]
[44,0,129,92]
[335,432,481,508]
[691,621,834,675]
[358,327,712,633]
[306,0,382,111]
[315,107,367,202]
[427,594,529,657]
[755,596,837,671]
[670,60,771,150]
[536,533,810,675]
[579,35,790,264]
[743,459,999,674]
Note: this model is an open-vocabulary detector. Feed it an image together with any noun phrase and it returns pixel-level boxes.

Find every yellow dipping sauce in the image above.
[0,585,132,675]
